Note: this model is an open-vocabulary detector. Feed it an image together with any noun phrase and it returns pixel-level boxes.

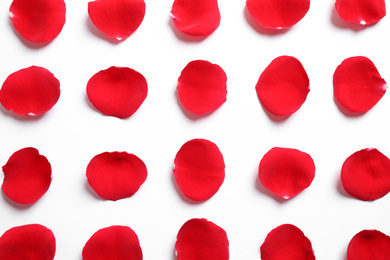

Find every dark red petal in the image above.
[175,218,229,260]
[171,0,220,36]
[255,56,310,116]
[258,147,315,199]
[335,0,386,25]
[83,225,142,260]
[9,0,66,42]
[88,0,145,41]
[86,66,148,119]
[347,229,390,260]
[177,60,227,115]
[86,151,147,201]
[2,147,52,204]
[341,148,390,201]
[260,224,315,260]
[0,224,56,260]
[174,139,225,201]
[246,0,310,29]
[0,66,61,116]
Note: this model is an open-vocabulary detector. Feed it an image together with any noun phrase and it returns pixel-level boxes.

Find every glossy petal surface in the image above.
[347,229,390,260]
[335,0,386,25]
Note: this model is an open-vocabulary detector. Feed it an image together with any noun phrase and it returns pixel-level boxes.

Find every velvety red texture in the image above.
[341,148,390,201]
[9,0,66,42]
[171,0,221,36]
[175,218,229,260]
[261,224,315,260]
[83,225,142,260]
[335,0,386,25]
[246,0,310,29]
[174,139,225,201]
[255,56,310,116]
[333,56,387,113]
[0,224,56,260]
[87,66,148,119]
[0,66,61,116]
[347,230,390,260]
[177,60,227,115]
[86,151,147,201]
[2,147,52,204]
[259,147,315,199]
[88,0,145,41]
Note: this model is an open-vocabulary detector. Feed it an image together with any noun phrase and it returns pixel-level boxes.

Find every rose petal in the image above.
[171,0,220,36]
[0,224,56,260]
[88,0,145,41]
[0,66,61,116]
[9,0,66,42]
[341,148,390,201]
[260,224,315,260]
[347,229,390,260]
[246,0,310,29]
[255,56,310,116]
[86,66,148,119]
[335,0,386,25]
[333,56,387,113]
[2,147,52,204]
[174,139,225,201]
[177,60,227,115]
[86,151,147,201]
[83,225,142,260]
[175,218,229,260]
[258,147,315,199]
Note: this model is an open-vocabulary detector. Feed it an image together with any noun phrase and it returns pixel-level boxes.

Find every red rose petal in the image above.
[88,0,145,41]
[246,0,310,29]
[177,60,227,115]
[0,224,56,260]
[341,148,390,201]
[255,56,310,116]
[2,147,52,204]
[83,225,142,260]
[86,66,148,119]
[175,218,229,260]
[259,147,315,199]
[347,229,390,260]
[171,0,221,36]
[335,0,386,25]
[0,66,61,116]
[174,139,225,201]
[261,224,315,260]
[9,0,66,42]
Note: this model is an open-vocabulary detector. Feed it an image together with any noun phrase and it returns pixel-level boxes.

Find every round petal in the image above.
[258,147,315,199]
[88,0,145,41]
[341,148,390,201]
[0,66,61,116]
[335,0,386,25]
[83,225,142,260]
[333,56,387,113]
[9,0,66,42]
[2,147,52,204]
[86,151,147,201]
[86,66,148,119]
[177,60,227,115]
[174,139,225,201]
[347,229,390,260]
[175,218,229,260]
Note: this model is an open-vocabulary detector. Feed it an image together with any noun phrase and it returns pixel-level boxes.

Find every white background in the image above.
[0,0,390,259]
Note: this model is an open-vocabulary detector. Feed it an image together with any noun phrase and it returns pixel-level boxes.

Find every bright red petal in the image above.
[175,218,229,260]
[9,0,66,42]
[86,151,147,201]
[246,0,310,29]
[86,66,148,119]
[83,225,142,260]
[174,139,225,201]
[334,56,387,113]
[347,229,390,260]
[0,66,61,116]
[255,56,310,116]
[0,224,56,260]
[261,224,315,260]
[335,0,386,25]
[2,147,52,204]
[177,60,227,115]
[341,148,390,201]
[88,0,145,41]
